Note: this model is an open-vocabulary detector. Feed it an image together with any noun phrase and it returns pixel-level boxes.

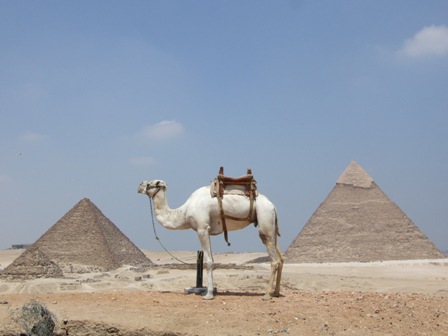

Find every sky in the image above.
[1,1,447,255]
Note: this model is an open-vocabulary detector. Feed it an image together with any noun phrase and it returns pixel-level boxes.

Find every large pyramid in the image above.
[1,198,153,278]
[285,161,445,263]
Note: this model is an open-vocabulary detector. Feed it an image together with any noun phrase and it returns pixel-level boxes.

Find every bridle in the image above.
[145,183,165,198]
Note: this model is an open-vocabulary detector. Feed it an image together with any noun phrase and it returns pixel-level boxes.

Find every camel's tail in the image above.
[275,209,281,237]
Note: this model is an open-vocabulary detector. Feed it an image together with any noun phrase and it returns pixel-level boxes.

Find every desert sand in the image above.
[1,249,448,335]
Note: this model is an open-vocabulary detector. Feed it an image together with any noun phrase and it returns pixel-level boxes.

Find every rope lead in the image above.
[147,196,192,265]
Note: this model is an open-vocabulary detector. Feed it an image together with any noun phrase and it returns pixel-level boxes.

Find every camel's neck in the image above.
[151,189,189,230]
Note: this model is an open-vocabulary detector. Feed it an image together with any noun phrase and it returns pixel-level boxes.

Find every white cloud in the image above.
[19,131,48,142]
[139,120,185,141]
[129,156,158,166]
[397,25,448,59]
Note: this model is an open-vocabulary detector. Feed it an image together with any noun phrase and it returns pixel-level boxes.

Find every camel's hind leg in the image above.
[273,243,283,296]
[262,239,283,299]
[258,218,283,298]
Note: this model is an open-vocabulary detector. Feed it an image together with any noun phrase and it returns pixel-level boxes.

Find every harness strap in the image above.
[216,185,256,246]
[214,167,258,246]
[216,193,230,246]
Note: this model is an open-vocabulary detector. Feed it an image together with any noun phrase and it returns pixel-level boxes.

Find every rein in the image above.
[146,193,192,265]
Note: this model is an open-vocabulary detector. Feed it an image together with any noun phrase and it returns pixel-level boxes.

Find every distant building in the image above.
[11,244,31,249]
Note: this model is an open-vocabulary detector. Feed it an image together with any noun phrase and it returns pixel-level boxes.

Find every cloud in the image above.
[19,131,48,142]
[129,156,158,167]
[397,25,448,59]
[139,120,185,141]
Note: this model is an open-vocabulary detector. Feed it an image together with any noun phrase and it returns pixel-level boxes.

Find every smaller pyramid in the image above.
[285,161,445,263]
[2,198,153,278]
[1,245,63,280]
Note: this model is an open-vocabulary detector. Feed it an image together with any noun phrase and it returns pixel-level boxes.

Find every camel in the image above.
[137,179,283,300]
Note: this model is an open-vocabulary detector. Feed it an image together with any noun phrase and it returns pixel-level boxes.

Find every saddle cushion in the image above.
[210,178,258,198]
[210,180,253,197]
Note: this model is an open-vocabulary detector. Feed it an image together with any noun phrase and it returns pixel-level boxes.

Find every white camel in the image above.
[138,179,283,300]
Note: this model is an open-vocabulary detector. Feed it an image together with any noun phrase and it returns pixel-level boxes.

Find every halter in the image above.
[145,184,165,198]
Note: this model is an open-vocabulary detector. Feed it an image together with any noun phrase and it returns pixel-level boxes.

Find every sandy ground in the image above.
[1,249,448,335]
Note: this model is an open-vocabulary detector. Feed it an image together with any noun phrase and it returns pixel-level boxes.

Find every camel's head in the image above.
[137,180,167,198]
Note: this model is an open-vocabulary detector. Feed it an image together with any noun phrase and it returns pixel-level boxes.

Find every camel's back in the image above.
[188,185,273,210]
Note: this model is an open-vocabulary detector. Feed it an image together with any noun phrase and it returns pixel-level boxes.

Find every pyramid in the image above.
[0,245,63,280]
[2,198,153,278]
[284,161,445,263]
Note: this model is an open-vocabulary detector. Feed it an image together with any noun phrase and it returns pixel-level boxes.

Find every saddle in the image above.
[211,167,258,246]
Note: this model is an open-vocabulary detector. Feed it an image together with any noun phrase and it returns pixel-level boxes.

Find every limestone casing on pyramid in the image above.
[284,161,445,263]
[2,198,153,278]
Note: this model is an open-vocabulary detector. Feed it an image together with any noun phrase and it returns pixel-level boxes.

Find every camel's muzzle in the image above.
[137,182,149,194]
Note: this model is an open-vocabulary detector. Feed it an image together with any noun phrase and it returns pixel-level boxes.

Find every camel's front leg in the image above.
[197,227,215,300]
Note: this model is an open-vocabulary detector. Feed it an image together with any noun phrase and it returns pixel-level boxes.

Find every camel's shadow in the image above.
[184,288,264,297]
[217,291,264,297]
[216,291,284,298]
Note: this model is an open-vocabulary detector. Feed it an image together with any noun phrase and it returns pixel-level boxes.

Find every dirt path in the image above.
[2,251,448,335]
[1,290,447,335]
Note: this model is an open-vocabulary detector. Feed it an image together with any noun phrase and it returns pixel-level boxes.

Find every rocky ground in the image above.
[1,250,447,335]
[1,290,447,335]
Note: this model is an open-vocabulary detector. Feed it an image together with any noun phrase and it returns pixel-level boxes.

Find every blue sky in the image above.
[1,1,447,254]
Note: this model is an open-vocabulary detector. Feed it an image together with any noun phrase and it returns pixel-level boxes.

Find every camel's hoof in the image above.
[202,293,214,300]
[261,294,273,301]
